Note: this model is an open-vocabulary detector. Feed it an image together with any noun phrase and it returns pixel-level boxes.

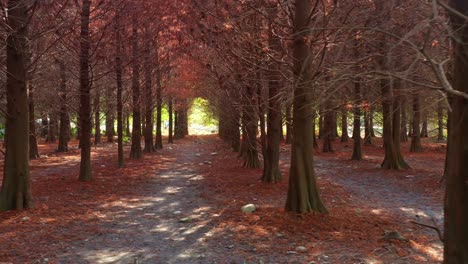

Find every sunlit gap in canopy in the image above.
[188,97,218,135]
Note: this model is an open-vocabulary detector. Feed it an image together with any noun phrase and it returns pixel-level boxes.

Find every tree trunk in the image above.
[0,0,33,211]
[105,84,114,143]
[94,90,101,145]
[322,101,333,153]
[380,79,409,169]
[285,0,327,214]
[129,13,142,159]
[351,80,362,161]
[437,99,445,142]
[444,2,468,262]
[340,106,349,142]
[47,113,57,143]
[58,60,70,152]
[41,117,48,138]
[364,110,372,145]
[78,0,92,181]
[168,97,174,144]
[421,111,428,138]
[400,96,408,142]
[115,9,124,168]
[369,107,376,137]
[262,12,282,183]
[410,92,422,152]
[285,103,293,144]
[241,87,260,169]
[154,37,163,150]
[143,30,154,153]
[29,84,40,159]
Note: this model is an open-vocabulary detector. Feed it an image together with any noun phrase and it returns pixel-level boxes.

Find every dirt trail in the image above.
[58,137,238,264]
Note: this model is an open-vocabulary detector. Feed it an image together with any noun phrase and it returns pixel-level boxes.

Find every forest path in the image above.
[314,150,444,258]
[58,136,237,264]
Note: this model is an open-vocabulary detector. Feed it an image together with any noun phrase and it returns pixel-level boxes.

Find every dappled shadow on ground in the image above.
[0,136,445,263]
[200,136,444,263]
[0,137,238,263]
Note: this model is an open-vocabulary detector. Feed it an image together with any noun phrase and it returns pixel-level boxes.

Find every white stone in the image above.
[241,204,256,213]
[296,246,307,253]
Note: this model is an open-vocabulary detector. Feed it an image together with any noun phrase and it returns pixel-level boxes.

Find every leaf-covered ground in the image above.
[0,136,444,263]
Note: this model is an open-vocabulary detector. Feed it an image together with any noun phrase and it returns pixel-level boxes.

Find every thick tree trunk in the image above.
[351,80,362,161]
[78,0,92,181]
[0,0,33,211]
[115,10,124,168]
[129,13,142,159]
[410,92,422,152]
[340,106,349,142]
[285,0,327,214]
[380,79,409,169]
[29,85,40,159]
[444,2,468,262]
[58,60,70,152]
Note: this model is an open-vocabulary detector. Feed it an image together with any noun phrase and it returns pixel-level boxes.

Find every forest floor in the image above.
[0,135,445,263]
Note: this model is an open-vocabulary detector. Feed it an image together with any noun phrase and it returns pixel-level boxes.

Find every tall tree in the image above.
[444,1,468,262]
[129,11,143,159]
[285,0,327,214]
[262,4,282,183]
[78,0,92,181]
[115,8,124,168]
[57,60,70,152]
[0,0,34,211]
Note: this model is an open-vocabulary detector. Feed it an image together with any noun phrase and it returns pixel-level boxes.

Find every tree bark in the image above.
[143,30,154,152]
[420,111,428,138]
[78,0,92,181]
[262,10,282,183]
[115,9,124,168]
[285,103,293,144]
[94,90,101,145]
[58,60,70,152]
[168,97,174,144]
[285,0,327,214]
[129,12,142,159]
[154,36,163,150]
[340,106,349,142]
[47,113,57,143]
[364,110,372,145]
[444,1,468,262]
[410,92,422,152]
[400,96,408,142]
[322,101,333,153]
[241,87,260,169]
[351,80,362,161]
[105,84,114,143]
[437,99,445,142]
[0,0,34,211]
[29,84,40,159]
